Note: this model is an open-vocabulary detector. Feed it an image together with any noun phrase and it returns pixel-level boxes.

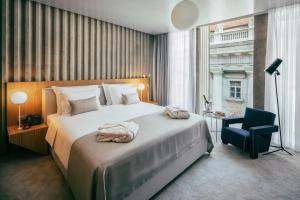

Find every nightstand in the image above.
[8,124,49,154]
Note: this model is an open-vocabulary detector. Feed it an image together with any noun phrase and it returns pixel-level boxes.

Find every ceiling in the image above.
[33,0,300,35]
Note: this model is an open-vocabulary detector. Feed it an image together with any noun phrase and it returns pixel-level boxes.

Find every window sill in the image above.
[226,98,244,102]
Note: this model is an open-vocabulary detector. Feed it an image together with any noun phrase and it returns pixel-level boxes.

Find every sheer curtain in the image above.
[265,4,300,150]
[168,31,193,110]
[168,26,210,113]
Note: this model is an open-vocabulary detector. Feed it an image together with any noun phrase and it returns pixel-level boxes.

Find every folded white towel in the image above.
[165,105,190,119]
[96,122,139,143]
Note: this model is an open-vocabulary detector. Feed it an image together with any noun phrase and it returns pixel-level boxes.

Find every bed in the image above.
[42,87,213,200]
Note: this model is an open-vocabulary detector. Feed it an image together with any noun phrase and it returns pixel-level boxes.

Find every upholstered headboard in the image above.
[42,88,57,124]
[6,78,150,126]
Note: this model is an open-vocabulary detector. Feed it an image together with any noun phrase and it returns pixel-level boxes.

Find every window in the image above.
[229,81,241,99]
[209,17,253,115]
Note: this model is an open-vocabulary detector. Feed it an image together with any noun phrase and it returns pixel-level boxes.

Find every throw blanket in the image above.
[68,111,213,200]
[165,105,190,119]
[96,122,139,143]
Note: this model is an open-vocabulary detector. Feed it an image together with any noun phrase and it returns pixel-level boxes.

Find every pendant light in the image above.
[171,0,199,30]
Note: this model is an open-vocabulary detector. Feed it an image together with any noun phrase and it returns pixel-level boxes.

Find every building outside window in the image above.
[209,17,254,116]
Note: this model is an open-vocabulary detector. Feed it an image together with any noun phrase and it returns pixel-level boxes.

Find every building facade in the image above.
[209,18,254,115]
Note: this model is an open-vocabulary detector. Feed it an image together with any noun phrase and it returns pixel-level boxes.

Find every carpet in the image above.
[1,143,300,200]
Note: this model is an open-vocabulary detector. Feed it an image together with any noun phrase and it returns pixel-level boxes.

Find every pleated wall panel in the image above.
[0,0,5,154]
[1,0,154,153]
[2,0,154,83]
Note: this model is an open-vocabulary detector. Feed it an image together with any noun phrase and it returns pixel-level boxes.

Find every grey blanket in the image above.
[68,111,213,200]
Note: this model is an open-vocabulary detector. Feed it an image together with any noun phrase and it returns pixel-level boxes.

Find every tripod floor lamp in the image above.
[264,58,292,156]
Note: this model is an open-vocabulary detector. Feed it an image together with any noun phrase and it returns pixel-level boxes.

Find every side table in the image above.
[203,112,226,142]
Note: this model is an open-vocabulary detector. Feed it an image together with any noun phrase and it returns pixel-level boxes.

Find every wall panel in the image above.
[1,0,154,153]
[2,0,153,83]
[0,0,5,154]
[253,14,268,109]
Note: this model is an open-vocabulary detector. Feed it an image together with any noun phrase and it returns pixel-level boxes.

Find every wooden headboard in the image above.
[6,78,150,126]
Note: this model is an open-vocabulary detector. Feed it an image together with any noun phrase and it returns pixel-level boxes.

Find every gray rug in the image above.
[1,143,300,200]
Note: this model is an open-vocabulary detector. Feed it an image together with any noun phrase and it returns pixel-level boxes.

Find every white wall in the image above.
[195,0,253,26]
[33,0,300,34]
[177,0,300,32]
[254,0,300,13]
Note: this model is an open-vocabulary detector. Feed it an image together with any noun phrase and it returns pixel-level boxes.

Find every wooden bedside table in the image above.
[8,124,49,154]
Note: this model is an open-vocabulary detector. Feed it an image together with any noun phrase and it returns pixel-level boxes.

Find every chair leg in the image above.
[250,133,258,159]
[250,151,258,159]
[222,140,228,145]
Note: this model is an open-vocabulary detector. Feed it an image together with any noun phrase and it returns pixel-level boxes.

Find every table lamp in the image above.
[11,91,28,129]
[138,83,145,101]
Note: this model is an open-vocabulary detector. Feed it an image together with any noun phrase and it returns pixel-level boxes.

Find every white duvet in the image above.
[45,102,164,170]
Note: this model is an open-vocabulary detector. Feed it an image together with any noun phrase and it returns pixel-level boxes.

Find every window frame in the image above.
[229,80,242,99]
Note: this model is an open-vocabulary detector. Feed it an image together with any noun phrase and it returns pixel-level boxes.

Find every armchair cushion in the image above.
[242,108,276,131]
[221,127,250,150]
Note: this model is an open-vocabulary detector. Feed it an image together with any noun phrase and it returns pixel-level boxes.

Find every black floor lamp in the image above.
[264,58,292,156]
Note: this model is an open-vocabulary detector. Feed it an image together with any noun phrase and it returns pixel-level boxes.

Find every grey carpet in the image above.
[1,143,300,200]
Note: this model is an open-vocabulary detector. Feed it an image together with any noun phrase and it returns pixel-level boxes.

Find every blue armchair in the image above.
[221,107,278,159]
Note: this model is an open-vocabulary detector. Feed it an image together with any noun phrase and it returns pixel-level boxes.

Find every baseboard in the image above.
[294,145,300,153]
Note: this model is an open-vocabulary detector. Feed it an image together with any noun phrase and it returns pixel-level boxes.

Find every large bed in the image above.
[42,86,213,200]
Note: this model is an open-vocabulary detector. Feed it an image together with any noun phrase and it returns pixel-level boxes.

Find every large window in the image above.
[229,81,241,99]
[209,17,254,115]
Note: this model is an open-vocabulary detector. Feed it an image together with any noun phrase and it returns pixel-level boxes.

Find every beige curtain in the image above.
[152,34,168,106]
[1,0,154,153]
[192,26,210,114]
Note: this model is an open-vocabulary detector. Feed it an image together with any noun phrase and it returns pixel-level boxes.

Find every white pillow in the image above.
[104,84,137,105]
[122,93,140,105]
[52,85,100,115]
[103,84,113,105]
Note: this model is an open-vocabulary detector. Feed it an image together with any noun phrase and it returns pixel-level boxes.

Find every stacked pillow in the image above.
[122,93,140,105]
[52,85,100,116]
[52,84,141,116]
[103,84,140,105]
[69,96,99,116]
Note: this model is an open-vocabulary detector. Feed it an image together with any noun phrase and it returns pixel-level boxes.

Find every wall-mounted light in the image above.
[138,83,145,101]
[11,91,28,129]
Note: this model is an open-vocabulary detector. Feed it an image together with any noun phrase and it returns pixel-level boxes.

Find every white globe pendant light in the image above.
[171,0,199,30]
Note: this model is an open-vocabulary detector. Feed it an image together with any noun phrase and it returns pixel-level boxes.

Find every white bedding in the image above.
[46,102,164,169]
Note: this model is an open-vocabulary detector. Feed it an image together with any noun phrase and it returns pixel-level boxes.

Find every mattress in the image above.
[46,102,164,169]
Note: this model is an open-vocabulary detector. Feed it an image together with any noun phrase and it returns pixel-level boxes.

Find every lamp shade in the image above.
[138,83,145,91]
[171,0,199,30]
[11,91,28,105]
[265,58,282,75]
